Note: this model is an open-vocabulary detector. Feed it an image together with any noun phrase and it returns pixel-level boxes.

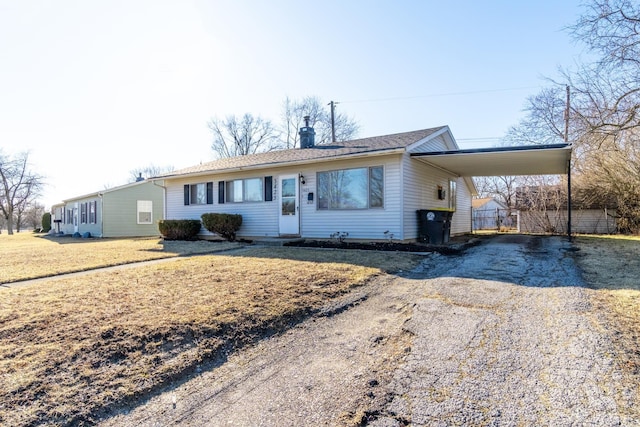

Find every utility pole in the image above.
[328,101,338,142]
[564,85,570,143]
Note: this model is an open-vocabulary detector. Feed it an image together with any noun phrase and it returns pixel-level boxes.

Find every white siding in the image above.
[402,156,455,240]
[402,160,473,240]
[301,156,403,241]
[165,156,404,240]
[408,134,450,153]
[166,173,279,238]
[450,177,472,235]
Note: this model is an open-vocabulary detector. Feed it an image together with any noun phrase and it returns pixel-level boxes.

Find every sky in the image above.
[0,0,587,210]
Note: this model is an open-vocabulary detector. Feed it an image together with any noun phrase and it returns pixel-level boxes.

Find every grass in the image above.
[0,234,423,426]
[572,234,640,414]
[0,233,242,283]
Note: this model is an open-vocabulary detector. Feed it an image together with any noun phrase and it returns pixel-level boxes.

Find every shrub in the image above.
[158,219,202,240]
[201,213,242,241]
[41,212,52,233]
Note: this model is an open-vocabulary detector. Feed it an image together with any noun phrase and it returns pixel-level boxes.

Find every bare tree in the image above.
[23,202,45,231]
[0,151,44,235]
[279,96,359,148]
[209,114,278,158]
[473,176,521,207]
[129,164,174,181]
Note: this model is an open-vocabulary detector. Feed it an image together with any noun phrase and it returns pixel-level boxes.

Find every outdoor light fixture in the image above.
[300,174,306,184]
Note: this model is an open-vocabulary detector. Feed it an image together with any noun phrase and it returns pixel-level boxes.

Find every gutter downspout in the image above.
[152,179,168,221]
[98,193,104,238]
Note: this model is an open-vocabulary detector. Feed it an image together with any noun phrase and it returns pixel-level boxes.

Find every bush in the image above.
[41,212,52,233]
[158,219,202,240]
[201,213,242,241]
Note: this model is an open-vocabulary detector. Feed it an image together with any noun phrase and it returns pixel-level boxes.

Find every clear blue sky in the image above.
[0,0,586,209]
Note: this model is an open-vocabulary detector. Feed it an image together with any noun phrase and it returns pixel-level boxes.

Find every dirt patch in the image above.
[285,234,481,255]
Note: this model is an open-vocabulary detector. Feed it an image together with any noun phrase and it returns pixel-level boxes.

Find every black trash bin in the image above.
[417,209,454,244]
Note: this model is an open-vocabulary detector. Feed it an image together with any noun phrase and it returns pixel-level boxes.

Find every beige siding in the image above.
[102,181,164,237]
[520,209,617,234]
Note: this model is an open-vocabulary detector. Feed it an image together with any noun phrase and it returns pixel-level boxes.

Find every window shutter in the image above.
[218,181,225,204]
[206,182,213,204]
[184,185,190,205]
[264,176,273,201]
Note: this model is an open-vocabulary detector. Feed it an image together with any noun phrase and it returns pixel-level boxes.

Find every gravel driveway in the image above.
[99,235,637,426]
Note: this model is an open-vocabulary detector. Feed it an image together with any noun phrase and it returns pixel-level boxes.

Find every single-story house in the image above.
[154,126,477,242]
[472,197,514,230]
[154,124,573,241]
[51,179,165,237]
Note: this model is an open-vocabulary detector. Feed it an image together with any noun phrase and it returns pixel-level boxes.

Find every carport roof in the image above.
[411,143,572,176]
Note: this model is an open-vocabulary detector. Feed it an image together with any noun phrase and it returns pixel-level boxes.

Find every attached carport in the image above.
[410,143,574,235]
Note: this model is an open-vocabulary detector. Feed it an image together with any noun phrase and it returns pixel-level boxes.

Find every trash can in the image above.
[417,209,454,244]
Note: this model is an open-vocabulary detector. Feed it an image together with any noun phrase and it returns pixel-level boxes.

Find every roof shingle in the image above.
[158,127,445,178]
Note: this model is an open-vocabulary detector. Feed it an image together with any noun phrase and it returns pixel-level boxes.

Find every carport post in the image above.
[567,154,572,239]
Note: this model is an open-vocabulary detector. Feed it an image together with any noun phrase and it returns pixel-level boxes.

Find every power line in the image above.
[341,86,541,104]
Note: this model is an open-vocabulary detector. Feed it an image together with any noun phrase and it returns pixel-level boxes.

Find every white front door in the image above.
[279,174,299,235]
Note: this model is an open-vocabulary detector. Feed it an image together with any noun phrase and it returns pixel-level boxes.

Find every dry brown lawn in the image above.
[573,235,640,402]
[0,233,241,283]
[0,235,422,426]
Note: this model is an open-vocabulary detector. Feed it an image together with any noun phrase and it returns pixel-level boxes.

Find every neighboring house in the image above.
[154,126,478,242]
[516,185,617,234]
[472,198,514,230]
[51,179,165,238]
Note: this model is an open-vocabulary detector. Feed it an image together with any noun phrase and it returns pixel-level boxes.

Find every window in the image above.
[190,183,207,205]
[80,203,87,224]
[89,201,96,224]
[317,166,384,210]
[225,178,264,203]
[137,200,153,224]
[449,179,457,211]
[184,183,213,205]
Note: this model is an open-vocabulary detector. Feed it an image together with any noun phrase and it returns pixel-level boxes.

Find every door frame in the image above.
[278,174,300,236]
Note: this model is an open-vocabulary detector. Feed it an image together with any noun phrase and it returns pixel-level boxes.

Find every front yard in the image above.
[0,234,422,426]
[573,235,640,384]
[1,233,639,426]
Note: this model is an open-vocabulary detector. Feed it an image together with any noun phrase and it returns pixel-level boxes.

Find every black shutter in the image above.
[184,185,190,205]
[206,182,213,204]
[218,181,225,204]
[264,176,273,201]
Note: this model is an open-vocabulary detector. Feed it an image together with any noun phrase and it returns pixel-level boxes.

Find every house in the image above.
[51,179,165,237]
[154,126,477,242]
[155,123,575,241]
[472,198,515,231]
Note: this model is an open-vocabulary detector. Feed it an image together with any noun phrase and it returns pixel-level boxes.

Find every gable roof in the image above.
[60,179,160,203]
[156,127,448,179]
[472,197,508,209]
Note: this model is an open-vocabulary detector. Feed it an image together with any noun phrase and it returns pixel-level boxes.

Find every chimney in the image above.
[299,115,315,148]
[136,173,144,182]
